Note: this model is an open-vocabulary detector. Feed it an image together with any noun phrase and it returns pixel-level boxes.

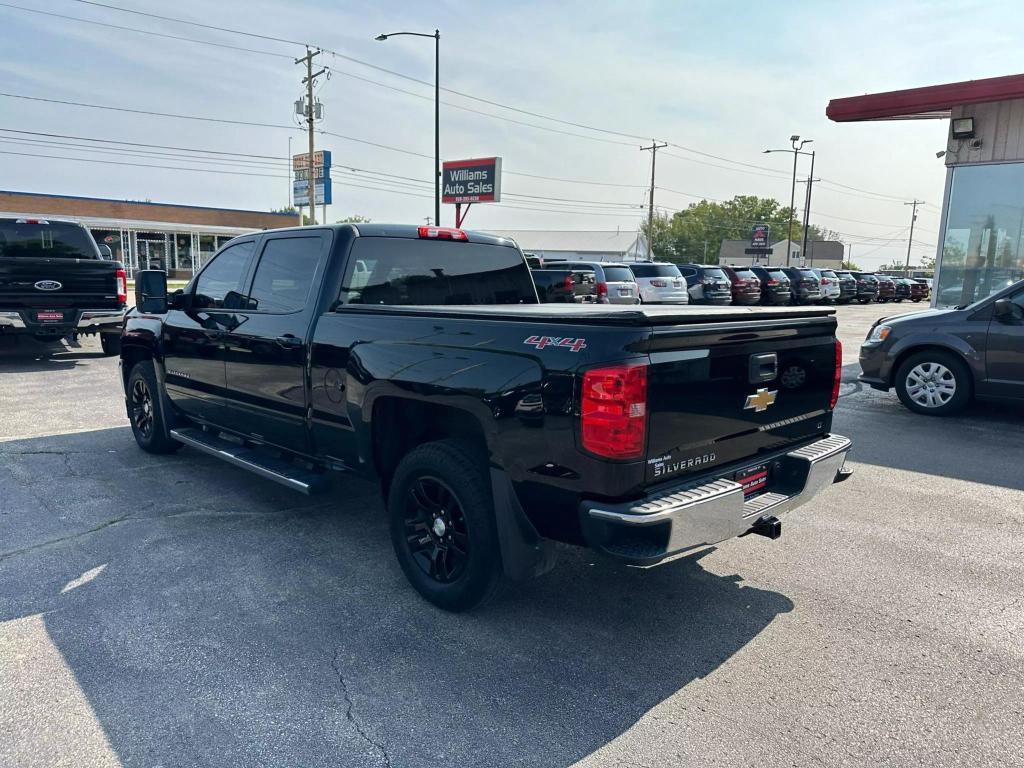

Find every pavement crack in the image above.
[331,648,392,767]
[0,513,134,563]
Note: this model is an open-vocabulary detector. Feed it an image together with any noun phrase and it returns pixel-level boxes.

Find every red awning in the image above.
[826,73,1024,122]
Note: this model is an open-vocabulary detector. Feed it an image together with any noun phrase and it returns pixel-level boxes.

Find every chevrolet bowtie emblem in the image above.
[744,388,777,412]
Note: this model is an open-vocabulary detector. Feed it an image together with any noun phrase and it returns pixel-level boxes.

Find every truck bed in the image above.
[336,303,836,326]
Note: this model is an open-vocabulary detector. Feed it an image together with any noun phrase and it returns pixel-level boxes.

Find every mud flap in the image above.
[490,468,557,581]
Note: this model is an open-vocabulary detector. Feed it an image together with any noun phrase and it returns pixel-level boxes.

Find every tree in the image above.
[336,215,371,224]
[642,195,802,263]
[271,206,309,225]
[841,261,862,270]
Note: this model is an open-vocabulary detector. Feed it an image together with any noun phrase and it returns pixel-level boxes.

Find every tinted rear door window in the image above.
[0,221,98,259]
[340,238,537,305]
[246,235,324,313]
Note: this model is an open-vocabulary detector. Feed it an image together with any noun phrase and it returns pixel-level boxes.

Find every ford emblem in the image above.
[34,280,62,291]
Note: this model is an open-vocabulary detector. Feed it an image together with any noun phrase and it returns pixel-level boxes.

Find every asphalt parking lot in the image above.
[1,304,1022,768]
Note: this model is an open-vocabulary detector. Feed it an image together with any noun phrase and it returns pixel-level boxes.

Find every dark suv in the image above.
[850,272,880,304]
[721,266,762,305]
[876,275,898,303]
[675,264,732,304]
[832,270,858,303]
[749,265,792,305]
[860,279,1024,415]
[781,267,822,305]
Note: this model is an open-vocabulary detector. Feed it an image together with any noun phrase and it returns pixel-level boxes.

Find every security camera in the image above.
[935,150,946,158]
[968,138,983,150]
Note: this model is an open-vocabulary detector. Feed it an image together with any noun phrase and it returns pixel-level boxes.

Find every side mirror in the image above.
[993,297,1023,323]
[135,269,168,314]
[97,244,113,260]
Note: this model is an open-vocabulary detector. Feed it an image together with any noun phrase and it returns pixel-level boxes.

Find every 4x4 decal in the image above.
[523,335,587,353]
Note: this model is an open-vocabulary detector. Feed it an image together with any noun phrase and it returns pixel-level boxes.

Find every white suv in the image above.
[629,263,689,304]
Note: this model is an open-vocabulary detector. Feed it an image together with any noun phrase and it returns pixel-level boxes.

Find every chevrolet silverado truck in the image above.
[120,224,851,611]
[0,217,127,354]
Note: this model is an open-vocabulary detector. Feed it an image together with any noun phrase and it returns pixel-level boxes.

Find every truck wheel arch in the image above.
[370,397,492,498]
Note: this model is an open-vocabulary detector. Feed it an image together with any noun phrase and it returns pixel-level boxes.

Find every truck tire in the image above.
[100,334,122,356]
[894,350,972,416]
[128,361,182,454]
[388,439,503,612]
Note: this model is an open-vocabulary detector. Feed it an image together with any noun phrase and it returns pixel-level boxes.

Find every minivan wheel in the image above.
[894,351,971,416]
[388,439,503,612]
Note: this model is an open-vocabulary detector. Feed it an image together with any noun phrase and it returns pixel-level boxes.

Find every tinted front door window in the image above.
[194,241,255,309]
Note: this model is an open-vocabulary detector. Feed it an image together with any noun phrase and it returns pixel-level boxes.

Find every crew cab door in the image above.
[221,230,331,452]
[162,239,257,424]
[983,288,1024,399]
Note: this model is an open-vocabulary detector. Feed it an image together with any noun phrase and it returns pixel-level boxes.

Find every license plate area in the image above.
[734,463,770,498]
[36,311,64,322]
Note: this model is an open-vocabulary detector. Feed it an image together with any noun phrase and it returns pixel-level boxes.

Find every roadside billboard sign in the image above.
[442,157,502,204]
[293,150,332,206]
[751,224,770,249]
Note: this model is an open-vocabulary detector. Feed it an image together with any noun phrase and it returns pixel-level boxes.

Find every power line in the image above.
[0,128,289,160]
[0,2,292,58]
[0,148,289,178]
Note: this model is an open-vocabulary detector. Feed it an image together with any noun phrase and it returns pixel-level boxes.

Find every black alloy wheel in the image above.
[403,476,470,583]
[127,361,182,454]
[388,439,503,611]
[130,376,154,439]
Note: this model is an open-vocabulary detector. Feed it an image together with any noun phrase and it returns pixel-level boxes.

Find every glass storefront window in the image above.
[937,162,1024,308]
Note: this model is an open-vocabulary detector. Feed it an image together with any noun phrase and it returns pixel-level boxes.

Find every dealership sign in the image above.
[751,224,770,249]
[442,157,502,204]
[293,150,332,206]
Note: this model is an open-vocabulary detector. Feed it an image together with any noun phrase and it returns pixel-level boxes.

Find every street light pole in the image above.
[377,29,441,225]
[800,149,816,264]
[765,136,813,266]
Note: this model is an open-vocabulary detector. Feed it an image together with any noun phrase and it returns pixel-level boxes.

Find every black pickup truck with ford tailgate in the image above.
[120,223,851,610]
[0,217,127,353]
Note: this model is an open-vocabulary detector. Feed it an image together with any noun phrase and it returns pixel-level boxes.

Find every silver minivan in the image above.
[551,261,640,304]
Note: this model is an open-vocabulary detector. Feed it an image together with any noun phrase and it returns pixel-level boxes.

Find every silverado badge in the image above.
[744,388,777,412]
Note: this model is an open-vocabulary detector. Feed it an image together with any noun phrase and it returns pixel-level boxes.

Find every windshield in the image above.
[630,263,681,278]
[0,220,99,259]
[339,238,538,305]
[601,266,635,282]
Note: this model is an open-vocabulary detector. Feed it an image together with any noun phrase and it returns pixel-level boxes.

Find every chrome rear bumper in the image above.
[580,434,851,565]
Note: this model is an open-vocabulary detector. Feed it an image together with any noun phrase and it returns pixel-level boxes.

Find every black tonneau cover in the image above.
[336,303,836,327]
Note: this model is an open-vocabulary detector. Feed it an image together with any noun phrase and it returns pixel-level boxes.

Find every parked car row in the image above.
[529,259,932,307]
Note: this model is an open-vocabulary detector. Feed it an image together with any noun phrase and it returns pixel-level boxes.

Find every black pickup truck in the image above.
[0,217,127,353]
[120,224,851,611]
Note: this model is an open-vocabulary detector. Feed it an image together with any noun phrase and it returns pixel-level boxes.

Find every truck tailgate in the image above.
[641,315,838,486]
[0,257,120,309]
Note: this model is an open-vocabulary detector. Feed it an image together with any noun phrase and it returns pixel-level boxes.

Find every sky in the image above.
[2,0,1023,268]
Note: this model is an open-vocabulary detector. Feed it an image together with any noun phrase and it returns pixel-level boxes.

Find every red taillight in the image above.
[830,340,842,410]
[767,279,779,286]
[649,279,668,287]
[821,278,830,285]
[116,267,127,305]
[597,281,609,296]
[581,364,647,460]
[564,275,574,291]
[417,226,468,241]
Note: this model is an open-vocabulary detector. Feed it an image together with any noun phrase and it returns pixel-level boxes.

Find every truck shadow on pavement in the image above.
[0,336,109,372]
[0,426,794,768]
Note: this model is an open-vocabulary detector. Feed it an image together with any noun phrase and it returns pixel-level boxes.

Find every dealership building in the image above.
[0,190,298,279]
[828,73,1024,307]
[718,238,844,268]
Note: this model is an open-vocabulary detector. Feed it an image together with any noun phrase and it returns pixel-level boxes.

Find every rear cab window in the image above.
[339,237,538,305]
[0,219,99,259]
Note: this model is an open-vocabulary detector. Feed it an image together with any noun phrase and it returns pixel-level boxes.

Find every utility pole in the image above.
[904,200,924,276]
[295,47,325,224]
[641,140,667,259]
[799,150,817,265]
